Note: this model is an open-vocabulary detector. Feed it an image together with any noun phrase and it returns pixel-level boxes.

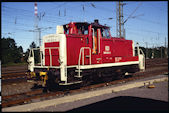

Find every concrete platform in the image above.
[2,74,168,112]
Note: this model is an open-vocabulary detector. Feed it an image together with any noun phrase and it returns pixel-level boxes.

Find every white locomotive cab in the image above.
[136,43,145,71]
[27,49,35,72]
[43,34,68,83]
[28,47,43,72]
[138,49,145,71]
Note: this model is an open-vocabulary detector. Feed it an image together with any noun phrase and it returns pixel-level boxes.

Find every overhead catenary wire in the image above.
[2,3,166,26]
[2,2,162,30]
[2,2,167,47]
[123,3,142,24]
[2,12,166,38]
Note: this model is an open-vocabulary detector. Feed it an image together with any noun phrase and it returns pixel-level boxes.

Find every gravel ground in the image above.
[1,73,167,96]
[2,74,168,112]
[1,82,35,96]
[1,64,27,74]
[33,80,168,111]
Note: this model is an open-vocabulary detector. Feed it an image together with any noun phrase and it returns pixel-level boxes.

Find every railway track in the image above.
[1,59,167,86]
[1,58,167,81]
[2,64,168,108]
[145,58,168,68]
[2,72,26,79]
[1,64,27,74]
[1,64,27,84]
[1,72,27,85]
[1,58,168,108]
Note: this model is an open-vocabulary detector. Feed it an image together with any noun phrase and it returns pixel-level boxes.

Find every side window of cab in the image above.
[77,25,89,35]
[102,28,110,39]
[63,25,69,34]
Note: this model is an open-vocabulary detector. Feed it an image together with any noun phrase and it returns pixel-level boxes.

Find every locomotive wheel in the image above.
[81,76,91,87]
[81,80,91,87]
[114,69,125,80]
[116,74,125,79]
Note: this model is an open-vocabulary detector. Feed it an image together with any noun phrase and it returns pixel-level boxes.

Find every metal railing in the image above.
[77,47,91,77]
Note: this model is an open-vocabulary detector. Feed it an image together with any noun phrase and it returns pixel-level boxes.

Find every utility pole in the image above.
[116,2,142,39]
[164,37,167,58]
[34,2,39,46]
[116,1,125,38]
[151,44,154,59]
[145,42,148,59]
[161,46,162,58]
[157,33,162,58]
[38,28,41,46]
[33,2,46,47]
[28,27,52,47]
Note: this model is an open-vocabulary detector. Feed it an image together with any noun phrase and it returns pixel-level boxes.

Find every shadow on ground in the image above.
[68,96,168,112]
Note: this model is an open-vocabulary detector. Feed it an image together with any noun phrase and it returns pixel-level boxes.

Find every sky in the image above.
[1,1,168,52]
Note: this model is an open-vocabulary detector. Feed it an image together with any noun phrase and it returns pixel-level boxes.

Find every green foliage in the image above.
[24,48,30,62]
[1,37,23,64]
[139,46,168,59]
[29,41,36,49]
[2,62,27,67]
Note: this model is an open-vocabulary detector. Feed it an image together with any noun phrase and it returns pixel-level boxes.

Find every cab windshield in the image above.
[63,23,89,35]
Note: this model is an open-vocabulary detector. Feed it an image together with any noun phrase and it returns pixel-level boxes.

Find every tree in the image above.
[1,37,23,64]
[29,41,37,49]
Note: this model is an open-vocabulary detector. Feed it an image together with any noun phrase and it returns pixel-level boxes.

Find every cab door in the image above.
[91,28,102,64]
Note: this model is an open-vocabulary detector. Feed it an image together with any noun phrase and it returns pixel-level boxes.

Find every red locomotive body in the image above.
[28,20,145,86]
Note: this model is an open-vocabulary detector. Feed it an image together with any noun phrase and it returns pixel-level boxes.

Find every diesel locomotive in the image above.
[27,20,145,87]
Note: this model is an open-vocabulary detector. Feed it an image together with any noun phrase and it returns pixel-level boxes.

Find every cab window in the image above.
[102,28,110,39]
[63,25,69,34]
[76,25,88,35]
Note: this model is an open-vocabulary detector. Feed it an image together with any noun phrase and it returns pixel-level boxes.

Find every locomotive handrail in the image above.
[78,47,91,66]
[92,28,95,54]
[134,48,145,56]
[77,47,91,77]
[98,29,101,54]
[139,48,145,56]
[134,47,145,71]
[139,48,145,71]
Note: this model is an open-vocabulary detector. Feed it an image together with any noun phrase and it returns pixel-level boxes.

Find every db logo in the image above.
[105,46,110,51]
[103,46,111,54]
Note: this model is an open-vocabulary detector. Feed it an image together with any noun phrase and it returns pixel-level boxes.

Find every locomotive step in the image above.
[75,70,82,72]
[59,81,82,85]
[74,75,82,78]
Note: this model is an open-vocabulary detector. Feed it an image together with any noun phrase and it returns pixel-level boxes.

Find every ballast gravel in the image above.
[1,82,35,96]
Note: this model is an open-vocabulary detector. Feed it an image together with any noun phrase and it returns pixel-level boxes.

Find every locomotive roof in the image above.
[63,22,109,29]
